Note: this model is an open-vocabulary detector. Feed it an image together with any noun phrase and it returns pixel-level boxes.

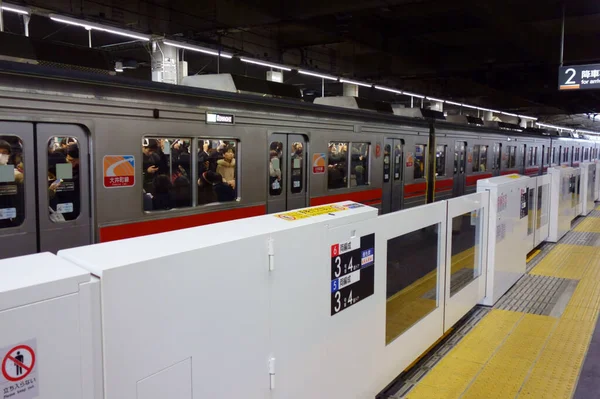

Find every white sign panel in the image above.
[0,339,38,399]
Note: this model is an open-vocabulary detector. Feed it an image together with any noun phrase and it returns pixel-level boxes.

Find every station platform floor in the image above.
[383,206,600,399]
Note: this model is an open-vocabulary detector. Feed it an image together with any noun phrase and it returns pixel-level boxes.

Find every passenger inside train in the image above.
[0,137,24,228]
[48,138,81,222]
[142,137,238,212]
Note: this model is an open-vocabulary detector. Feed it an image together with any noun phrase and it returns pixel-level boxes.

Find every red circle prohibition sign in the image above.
[2,345,35,382]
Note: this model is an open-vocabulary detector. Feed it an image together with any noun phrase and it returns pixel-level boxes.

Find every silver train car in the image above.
[0,61,596,259]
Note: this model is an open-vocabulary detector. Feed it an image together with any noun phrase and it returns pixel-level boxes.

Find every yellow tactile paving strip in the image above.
[406,216,600,399]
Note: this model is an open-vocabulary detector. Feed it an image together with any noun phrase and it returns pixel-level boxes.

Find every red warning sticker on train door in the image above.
[103,155,135,188]
[1,339,38,399]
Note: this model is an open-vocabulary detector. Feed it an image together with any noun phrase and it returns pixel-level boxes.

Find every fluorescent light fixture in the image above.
[163,40,232,58]
[240,57,292,71]
[374,85,403,95]
[577,129,600,135]
[426,97,444,102]
[501,111,519,117]
[339,79,372,88]
[402,91,425,99]
[461,104,480,109]
[445,101,462,106]
[50,14,151,41]
[536,122,574,132]
[477,107,493,112]
[2,4,29,14]
[298,70,338,81]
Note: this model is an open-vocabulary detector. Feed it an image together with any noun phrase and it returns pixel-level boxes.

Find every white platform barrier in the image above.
[581,162,597,216]
[0,195,492,399]
[595,162,600,202]
[548,166,578,242]
[477,175,530,306]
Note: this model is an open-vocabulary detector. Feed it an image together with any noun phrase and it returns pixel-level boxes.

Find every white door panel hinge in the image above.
[268,238,275,271]
[269,357,276,390]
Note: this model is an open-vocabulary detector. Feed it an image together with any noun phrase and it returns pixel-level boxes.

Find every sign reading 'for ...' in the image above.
[559,64,600,91]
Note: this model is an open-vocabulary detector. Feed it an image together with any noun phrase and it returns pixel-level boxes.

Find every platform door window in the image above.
[386,223,440,344]
[47,137,80,222]
[328,142,348,189]
[508,146,517,169]
[414,144,426,179]
[143,137,194,211]
[449,210,483,297]
[350,142,369,187]
[435,145,446,177]
[0,136,24,229]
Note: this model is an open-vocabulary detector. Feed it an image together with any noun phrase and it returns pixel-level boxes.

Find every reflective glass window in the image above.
[290,141,304,193]
[585,148,590,161]
[0,136,24,228]
[508,146,517,168]
[436,145,446,177]
[472,145,488,172]
[414,144,426,179]
[393,144,402,180]
[449,210,483,297]
[386,224,439,344]
[350,143,369,187]
[197,138,237,205]
[48,137,80,222]
[328,142,348,189]
[269,141,283,196]
[383,144,391,183]
[528,147,534,166]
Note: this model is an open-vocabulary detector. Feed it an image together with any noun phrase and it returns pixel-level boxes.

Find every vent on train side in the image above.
[484,121,523,131]
[524,127,551,136]
[182,73,302,99]
[313,96,393,113]
[0,31,114,74]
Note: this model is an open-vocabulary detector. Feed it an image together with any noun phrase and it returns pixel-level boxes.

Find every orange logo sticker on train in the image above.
[312,153,326,174]
[103,155,135,188]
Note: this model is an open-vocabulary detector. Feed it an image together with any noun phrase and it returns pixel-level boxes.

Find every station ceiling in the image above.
[5,0,600,127]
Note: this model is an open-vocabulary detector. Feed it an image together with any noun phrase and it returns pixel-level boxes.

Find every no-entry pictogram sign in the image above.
[2,345,35,382]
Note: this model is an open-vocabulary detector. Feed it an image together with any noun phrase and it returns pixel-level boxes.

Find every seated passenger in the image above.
[204,171,236,202]
[197,171,217,205]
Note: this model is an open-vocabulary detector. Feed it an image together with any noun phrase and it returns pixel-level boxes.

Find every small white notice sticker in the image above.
[0,208,16,220]
[57,203,74,213]
[0,339,38,399]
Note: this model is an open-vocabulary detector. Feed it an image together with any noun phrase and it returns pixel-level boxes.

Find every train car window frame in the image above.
[327,141,371,190]
[269,140,284,196]
[47,136,81,223]
[197,138,239,206]
[350,142,370,187]
[414,144,427,180]
[435,145,447,177]
[584,147,590,161]
[508,146,517,169]
[0,135,25,229]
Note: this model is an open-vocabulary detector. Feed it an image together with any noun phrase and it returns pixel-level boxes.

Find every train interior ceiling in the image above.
[0,17,598,260]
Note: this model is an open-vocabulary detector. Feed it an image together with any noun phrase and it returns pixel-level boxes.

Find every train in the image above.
[0,60,597,260]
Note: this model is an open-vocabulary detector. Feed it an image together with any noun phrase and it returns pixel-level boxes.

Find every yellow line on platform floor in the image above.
[406,217,600,399]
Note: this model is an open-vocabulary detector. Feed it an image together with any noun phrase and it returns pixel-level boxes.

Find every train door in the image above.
[0,122,91,259]
[382,138,403,214]
[267,133,308,213]
[492,143,502,177]
[453,141,467,197]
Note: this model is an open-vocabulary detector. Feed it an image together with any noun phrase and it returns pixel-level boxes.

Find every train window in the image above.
[290,141,305,193]
[142,138,194,211]
[350,143,370,187]
[552,147,557,164]
[472,145,488,172]
[328,142,348,189]
[534,147,538,166]
[47,137,80,222]
[394,144,402,180]
[575,148,580,162]
[414,144,426,179]
[527,147,534,166]
[508,146,517,168]
[383,145,391,183]
[563,147,569,163]
[197,138,237,205]
[386,223,439,344]
[546,146,551,165]
[435,145,446,177]
[0,136,24,229]
[269,141,283,196]
[585,148,590,161]
[493,144,501,171]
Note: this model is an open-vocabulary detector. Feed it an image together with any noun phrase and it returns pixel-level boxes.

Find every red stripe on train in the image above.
[310,188,383,206]
[99,205,266,242]
[501,170,520,176]
[404,182,427,198]
[435,178,453,192]
[466,174,493,186]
